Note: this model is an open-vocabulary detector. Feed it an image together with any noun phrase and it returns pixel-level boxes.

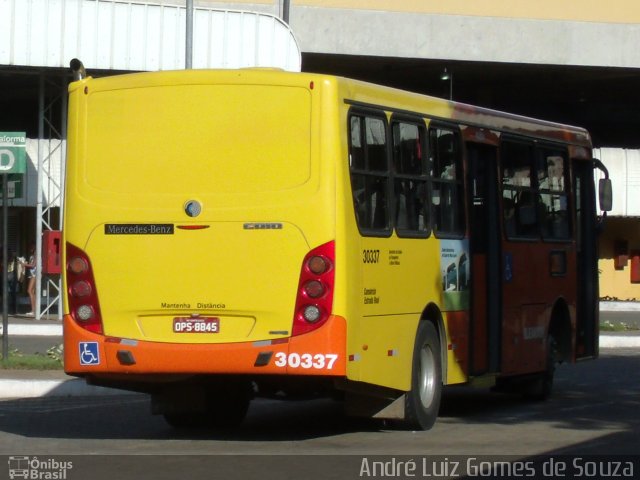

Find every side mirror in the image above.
[599,178,612,212]
[593,158,612,213]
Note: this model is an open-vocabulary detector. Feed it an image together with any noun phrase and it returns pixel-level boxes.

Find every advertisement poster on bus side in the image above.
[440,239,470,311]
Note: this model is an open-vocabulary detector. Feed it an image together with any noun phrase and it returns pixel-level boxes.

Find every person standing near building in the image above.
[20,245,36,316]
[6,250,20,315]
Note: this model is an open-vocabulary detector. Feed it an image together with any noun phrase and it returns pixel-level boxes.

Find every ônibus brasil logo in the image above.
[8,456,73,479]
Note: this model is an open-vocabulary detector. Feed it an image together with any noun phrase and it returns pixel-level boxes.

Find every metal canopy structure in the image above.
[1,0,301,72]
[36,75,67,320]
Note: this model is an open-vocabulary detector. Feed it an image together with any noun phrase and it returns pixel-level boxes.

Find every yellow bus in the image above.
[63,62,611,430]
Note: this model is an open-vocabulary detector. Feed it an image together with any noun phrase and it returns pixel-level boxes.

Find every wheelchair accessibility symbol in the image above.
[79,342,100,365]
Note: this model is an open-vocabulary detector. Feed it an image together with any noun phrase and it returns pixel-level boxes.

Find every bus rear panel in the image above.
[63,70,346,384]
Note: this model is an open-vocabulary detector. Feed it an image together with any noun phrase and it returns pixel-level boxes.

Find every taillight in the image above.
[292,241,335,336]
[66,242,103,334]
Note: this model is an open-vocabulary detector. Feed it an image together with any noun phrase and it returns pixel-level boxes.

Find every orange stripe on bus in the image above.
[63,314,347,377]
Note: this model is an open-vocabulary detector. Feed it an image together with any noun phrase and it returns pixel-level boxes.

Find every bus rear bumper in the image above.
[64,314,347,379]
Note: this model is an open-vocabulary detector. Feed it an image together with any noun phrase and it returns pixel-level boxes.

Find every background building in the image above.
[1,0,639,315]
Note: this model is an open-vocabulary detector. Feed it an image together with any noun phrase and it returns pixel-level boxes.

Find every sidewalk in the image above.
[599,300,640,312]
[0,369,131,398]
[0,304,639,400]
[0,312,62,336]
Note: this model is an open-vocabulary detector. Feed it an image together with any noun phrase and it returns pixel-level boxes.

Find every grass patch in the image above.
[600,321,634,332]
[0,345,63,370]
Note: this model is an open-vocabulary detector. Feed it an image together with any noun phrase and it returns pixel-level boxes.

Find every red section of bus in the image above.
[501,242,577,375]
[445,310,470,377]
[64,314,347,377]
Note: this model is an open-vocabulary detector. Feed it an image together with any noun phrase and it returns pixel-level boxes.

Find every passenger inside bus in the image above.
[503,196,517,237]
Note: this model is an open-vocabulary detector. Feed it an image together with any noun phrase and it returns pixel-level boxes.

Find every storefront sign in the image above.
[0,132,27,174]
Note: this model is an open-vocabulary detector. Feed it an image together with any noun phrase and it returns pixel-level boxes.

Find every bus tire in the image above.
[523,334,557,401]
[162,380,252,429]
[163,412,205,429]
[403,321,442,430]
[203,381,252,428]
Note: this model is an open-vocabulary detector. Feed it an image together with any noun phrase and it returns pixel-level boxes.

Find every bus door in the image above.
[573,160,599,359]
[466,142,502,375]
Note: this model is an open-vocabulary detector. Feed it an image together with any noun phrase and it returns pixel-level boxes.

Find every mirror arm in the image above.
[593,158,609,179]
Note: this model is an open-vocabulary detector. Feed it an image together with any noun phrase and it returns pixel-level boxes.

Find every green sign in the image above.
[0,132,27,174]
[0,174,23,199]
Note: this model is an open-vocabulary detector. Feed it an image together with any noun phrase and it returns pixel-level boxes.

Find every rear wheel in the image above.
[163,412,207,429]
[162,380,252,429]
[523,334,557,401]
[403,321,442,430]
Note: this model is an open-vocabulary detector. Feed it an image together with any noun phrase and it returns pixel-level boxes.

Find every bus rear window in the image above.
[83,85,311,195]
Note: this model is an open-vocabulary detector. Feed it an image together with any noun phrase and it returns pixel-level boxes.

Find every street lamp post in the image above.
[186,0,193,69]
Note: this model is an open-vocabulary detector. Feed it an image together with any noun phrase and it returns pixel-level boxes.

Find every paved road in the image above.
[0,348,638,479]
[1,309,638,479]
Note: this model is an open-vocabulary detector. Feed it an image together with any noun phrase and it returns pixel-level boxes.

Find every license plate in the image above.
[173,317,220,333]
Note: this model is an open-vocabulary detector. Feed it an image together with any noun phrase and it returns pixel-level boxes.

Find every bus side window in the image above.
[392,120,429,236]
[430,127,464,237]
[348,112,391,234]
[536,148,571,240]
[501,140,538,240]
[349,115,365,169]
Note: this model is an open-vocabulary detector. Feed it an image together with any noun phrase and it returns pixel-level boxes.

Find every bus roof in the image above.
[71,68,592,148]
[333,74,592,148]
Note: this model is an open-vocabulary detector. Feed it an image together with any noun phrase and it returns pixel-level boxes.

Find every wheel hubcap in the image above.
[419,344,436,409]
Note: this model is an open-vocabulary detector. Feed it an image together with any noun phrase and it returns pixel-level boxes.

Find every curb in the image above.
[599,336,640,348]
[599,301,640,312]
[0,378,137,400]
[0,323,62,336]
